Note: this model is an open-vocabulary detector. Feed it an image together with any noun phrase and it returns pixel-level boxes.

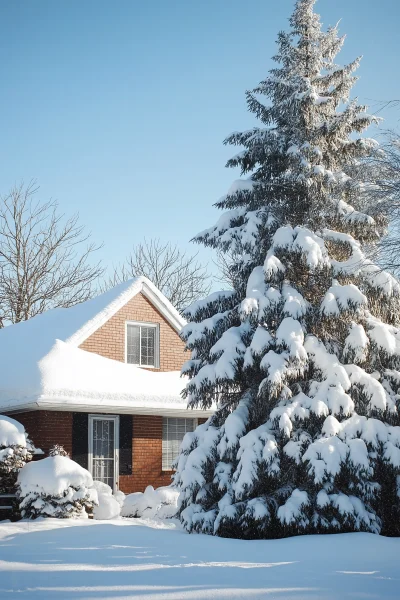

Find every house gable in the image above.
[79,291,187,372]
[0,276,207,416]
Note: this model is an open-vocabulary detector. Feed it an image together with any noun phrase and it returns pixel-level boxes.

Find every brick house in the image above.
[0,277,212,493]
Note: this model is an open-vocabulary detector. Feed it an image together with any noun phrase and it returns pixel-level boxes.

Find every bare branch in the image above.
[101,238,212,313]
[0,181,104,326]
[366,98,400,113]
[213,250,237,290]
[361,131,400,274]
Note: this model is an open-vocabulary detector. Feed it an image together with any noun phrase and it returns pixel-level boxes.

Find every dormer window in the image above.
[126,322,159,368]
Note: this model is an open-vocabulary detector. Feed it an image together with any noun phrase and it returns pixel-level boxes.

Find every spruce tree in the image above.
[173,0,400,539]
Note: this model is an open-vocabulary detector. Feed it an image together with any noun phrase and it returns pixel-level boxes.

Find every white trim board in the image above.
[2,401,214,419]
[141,284,184,333]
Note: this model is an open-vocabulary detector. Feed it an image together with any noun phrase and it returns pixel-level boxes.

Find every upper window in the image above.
[162,417,196,470]
[126,322,159,368]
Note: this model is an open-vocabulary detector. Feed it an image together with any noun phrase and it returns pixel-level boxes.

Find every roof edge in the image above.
[69,276,186,347]
[141,281,185,333]
[2,399,212,418]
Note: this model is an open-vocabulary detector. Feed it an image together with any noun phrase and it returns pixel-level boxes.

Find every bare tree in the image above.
[362,131,400,274]
[102,238,211,313]
[0,181,103,326]
[213,250,237,290]
[367,99,400,115]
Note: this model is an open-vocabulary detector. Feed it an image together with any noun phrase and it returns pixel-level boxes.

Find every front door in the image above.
[89,415,119,491]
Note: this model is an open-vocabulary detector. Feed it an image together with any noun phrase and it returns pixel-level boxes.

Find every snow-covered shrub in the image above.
[121,485,179,519]
[49,444,69,457]
[173,0,400,539]
[114,489,126,508]
[0,415,34,493]
[17,455,96,519]
[91,481,122,520]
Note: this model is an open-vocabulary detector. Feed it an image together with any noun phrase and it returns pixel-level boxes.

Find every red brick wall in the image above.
[80,292,187,372]
[120,415,172,493]
[14,410,186,494]
[15,411,73,456]
[120,416,209,492]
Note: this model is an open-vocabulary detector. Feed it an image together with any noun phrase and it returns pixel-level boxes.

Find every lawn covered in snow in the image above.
[0,518,398,599]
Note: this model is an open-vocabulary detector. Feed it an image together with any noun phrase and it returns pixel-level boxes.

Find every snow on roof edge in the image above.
[0,398,213,418]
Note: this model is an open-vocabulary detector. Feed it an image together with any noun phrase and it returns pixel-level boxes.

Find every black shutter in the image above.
[72,413,89,470]
[119,415,133,475]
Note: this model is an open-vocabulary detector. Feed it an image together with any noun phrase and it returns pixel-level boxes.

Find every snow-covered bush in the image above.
[114,489,126,508]
[0,415,34,493]
[91,481,123,520]
[173,0,400,539]
[17,455,96,519]
[122,485,179,519]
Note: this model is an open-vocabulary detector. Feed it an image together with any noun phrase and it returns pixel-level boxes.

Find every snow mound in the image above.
[18,455,93,497]
[121,485,179,519]
[37,339,190,409]
[91,481,123,520]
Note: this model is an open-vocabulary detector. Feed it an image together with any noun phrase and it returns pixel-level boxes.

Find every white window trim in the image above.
[88,414,120,493]
[162,417,198,471]
[125,321,160,369]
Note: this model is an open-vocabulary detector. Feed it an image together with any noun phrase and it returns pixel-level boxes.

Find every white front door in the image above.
[89,415,119,491]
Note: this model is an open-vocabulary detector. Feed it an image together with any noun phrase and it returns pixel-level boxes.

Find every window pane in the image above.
[127,324,140,364]
[93,458,114,489]
[162,418,195,470]
[92,419,115,489]
[140,326,155,366]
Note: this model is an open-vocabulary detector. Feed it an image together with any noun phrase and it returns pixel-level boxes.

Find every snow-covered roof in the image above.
[0,278,212,418]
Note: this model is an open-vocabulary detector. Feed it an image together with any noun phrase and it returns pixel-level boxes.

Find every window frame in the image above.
[125,320,160,369]
[88,414,120,493]
[162,417,197,471]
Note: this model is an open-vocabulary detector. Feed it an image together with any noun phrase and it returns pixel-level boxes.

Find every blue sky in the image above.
[1,0,399,279]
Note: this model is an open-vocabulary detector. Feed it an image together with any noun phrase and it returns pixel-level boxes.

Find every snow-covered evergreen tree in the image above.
[174,0,400,538]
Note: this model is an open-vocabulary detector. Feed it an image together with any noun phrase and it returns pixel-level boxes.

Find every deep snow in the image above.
[0,518,398,599]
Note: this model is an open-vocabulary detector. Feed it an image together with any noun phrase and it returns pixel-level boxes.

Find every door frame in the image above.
[88,414,120,492]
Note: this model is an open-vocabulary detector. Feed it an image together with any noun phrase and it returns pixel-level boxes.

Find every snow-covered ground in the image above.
[0,519,398,599]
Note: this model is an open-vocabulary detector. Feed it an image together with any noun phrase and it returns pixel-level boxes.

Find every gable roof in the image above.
[0,276,185,366]
[69,276,186,344]
[0,278,212,417]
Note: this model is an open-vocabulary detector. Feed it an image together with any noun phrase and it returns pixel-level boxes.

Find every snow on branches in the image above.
[174,0,400,539]
[0,416,34,493]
